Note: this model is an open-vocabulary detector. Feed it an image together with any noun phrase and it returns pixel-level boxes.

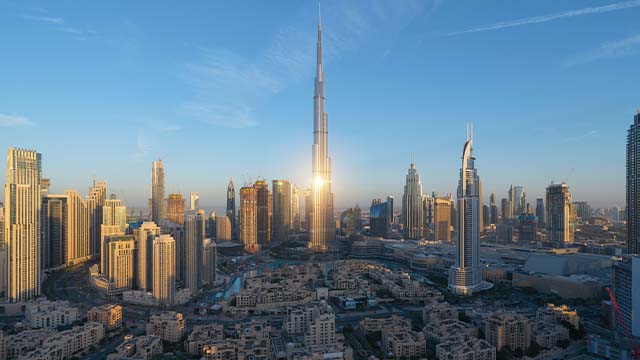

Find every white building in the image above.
[25,298,80,329]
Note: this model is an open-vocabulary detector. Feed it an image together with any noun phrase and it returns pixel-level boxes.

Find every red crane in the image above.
[605,286,640,360]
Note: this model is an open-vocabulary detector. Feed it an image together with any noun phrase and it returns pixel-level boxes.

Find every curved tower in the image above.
[309,7,334,252]
[448,125,492,295]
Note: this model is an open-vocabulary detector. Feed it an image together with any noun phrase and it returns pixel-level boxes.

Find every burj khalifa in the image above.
[309,7,334,252]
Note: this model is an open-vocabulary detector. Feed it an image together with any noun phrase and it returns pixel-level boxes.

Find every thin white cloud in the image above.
[566,33,640,65]
[21,14,64,25]
[132,121,180,159]
[447,0,640,36]
[0,114,34,127]
[565,130,599,143]
[20,9,94,40]
[181,1,427,128]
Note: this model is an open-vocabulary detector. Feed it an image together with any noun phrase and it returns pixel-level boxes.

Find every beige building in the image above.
[536,303,580,329]
[423,301,459,325]
[64,190,91,265]
[18,322,105,360]
[107,335,163,360]
[25,298,80,329]
[4,148,42,303]
[382,330,426,359]
[151,160,165,224]
[134,221,161,291]
[485,310,531,352]
[166,193,185,224]
[436,338,496,360]
[216,215,231,242]
[240,186,259,253]
[106,235,135,291]
[185,324,224,356]
[153,235,176,304]
[546,182,574,247]
[87,304,123,331]
[101,224,124,274]
[531,320,569,349]
[146,311,185,343]
[86,181,107,258]
[433,196,452,242]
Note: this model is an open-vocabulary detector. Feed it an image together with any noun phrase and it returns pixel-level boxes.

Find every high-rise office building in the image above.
[501,198,511,221]
[240,186,259,253]
[573,201,592,220]
[151,160,165,224]
[272,180,292,243]
[309,10,334,253]
[184,210,203,292]
[370,196,393,237]
[402,162,424,239]
[86,181,106,257]
[612,256,640,337]
[627,110,640,254]
[105,235,135,291]
[206,210,216,238]
[546,182,574,248]
[339,208,357,236]
[254,180,271,247]
[434,196,452,242]
[509,185,526,217]
[291,184,301,232]
[134,221,161,291]
[40,179,50,271]
[4,148,42,302]
[216,215,232,242]
[43,195,66,269]
[448,128,491,296]
[190,192,199,211]
[202,239,217,285]
[535,198,545,229]
[152,234,176,305]
[167,194,185,224]
[226,179,236,240]
[64,190,90,265]
[489,193,498,225]
[517,214,538,242]
[482,204,490,230]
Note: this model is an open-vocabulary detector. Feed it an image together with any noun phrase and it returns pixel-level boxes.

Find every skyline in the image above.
[1,0,639,209]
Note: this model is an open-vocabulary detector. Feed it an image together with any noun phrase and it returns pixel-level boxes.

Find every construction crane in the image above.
[605,287,640,360]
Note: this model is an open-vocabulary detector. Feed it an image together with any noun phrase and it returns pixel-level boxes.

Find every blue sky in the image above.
[0,0,638,210]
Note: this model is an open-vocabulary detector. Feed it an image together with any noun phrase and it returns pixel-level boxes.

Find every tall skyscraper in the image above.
[254,180,271,247]
[370,196,394,237]
[152,234,176,305]
[4,148,42,302]
[167,194,185,224]
[402,162,424,239]
[151,160,165,224]
[272,180,292,243]
[627,110,640,254]
[448,127,491,296]
[101,224,124,274]
[103,197,127,233]
[134,221,161,291]
[535,198,545,229]
[184,210,203,292]
[501,198,511,221]
[64,190,90,265]
[489,193,498,226]
[226,179,236,240]
[304,188,311,232]
[309,10,334,253]
[508,185,526,217]
[190,192,199,211]
[434,196,452,242]
[202,239,217,285]
[612,256,640,338]
[86,181,106,257]
[43,195,66,269]
[291,184,301,232]
[216,215,232,242]
[105,235,135,291]
[240,186,259,253]
[573,201,592,220]
[546,182,574,248]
